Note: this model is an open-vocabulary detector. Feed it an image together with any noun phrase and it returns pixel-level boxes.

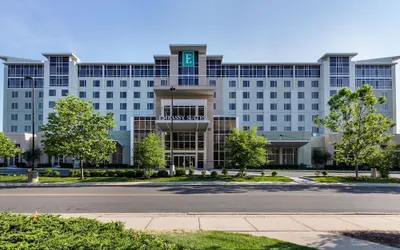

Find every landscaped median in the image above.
[310,176,400,184]
[0,213,312,250]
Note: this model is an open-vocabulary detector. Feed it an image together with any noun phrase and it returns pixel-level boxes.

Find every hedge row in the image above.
[69,169,159,178]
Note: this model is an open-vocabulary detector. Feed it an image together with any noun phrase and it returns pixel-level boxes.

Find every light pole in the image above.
[24,76,35,171]
[170,86,176,175]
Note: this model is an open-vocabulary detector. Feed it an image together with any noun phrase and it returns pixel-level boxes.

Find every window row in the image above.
[10,113,43,121]
[8,65,44,77]
[11,90,43,99]
[77,91,154,99]
[242,114,319,123]
[227,80,319,88]
[229,91,320,99]
[91,103,154,111]
[7,78,44,88]
[355,79,392,89]
[229,103,320,111]
[355,65,392,78]
[78,79,154,88]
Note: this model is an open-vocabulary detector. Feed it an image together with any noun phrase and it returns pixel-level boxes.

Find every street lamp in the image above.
[24,76,35,171]
[170,87,176,175]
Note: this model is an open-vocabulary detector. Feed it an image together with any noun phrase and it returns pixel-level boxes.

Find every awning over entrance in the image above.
[155,120,210,132]
[267,140,309,147]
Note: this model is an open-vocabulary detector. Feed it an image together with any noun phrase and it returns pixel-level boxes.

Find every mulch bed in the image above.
[340,231,400,248]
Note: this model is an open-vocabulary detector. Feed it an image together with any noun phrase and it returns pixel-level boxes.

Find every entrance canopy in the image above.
[156,119,209,132]
[267,140,309,148]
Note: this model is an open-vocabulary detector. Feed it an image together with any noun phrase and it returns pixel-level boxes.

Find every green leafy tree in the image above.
[134,132,166,178]
[224,126,270,176]
[0,133,24,161]
[41,95,116,179]
[367,143,397,179]
[22,147,43,164]
[315,84,395,179]
[312,148,332,167]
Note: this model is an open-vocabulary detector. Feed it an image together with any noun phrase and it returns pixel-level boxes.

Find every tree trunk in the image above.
[355,162,359,180]
[80,158,84,180]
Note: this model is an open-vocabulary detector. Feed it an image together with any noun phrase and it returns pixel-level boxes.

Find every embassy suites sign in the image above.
[158,115,206,120]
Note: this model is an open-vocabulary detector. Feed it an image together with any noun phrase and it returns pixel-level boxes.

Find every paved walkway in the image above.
[57,213,400,249]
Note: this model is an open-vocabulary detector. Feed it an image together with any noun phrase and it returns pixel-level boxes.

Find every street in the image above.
[1,185,400,213]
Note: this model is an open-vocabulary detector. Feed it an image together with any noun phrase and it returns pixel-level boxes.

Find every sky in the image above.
[1,0,400,131]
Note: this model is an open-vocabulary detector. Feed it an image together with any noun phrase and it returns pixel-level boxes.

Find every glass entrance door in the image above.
[174,155,196,168]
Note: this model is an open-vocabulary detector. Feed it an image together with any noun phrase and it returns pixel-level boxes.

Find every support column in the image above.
[51,156,55,167]
[279,148,283,165]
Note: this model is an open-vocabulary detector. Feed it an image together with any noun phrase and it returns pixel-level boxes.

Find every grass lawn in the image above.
[0,175,293,183]
[156,231,314,250]
[311,176,400,184]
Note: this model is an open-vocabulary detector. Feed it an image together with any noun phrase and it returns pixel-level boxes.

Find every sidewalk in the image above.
[57,213,400,249]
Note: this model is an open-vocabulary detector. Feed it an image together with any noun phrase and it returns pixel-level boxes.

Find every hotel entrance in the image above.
[173,154,196,168]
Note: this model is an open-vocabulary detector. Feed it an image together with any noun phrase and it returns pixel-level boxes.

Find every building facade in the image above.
[1,45,398,168]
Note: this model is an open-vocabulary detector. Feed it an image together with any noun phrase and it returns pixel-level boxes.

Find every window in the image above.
[120,126,127,131]
[11,126,18,132]
[79,80,86,87]
[147,92,154,98]
[284,126,291,131]
[213,92,216,98]
[107,92,113,98]
[49,101,55,108]
[39,91,43,98]
[256,103,264,110]
[49,89,56,96]
[147,80,154,87]
[312,115,319,122]
[243,103,250,110]
[295,65,320,77]
[284,81,291,87]
[161,80,168,86]
[147,103,154,110]
[298,92,305,99]
[120,114,127,121]
[229,103,236,110]
[12,103,18,109]
[298,126,305,131]
[284,115,291,122]
[25,114,31,121]
[257,114,263,122]
[312,103,319,110]
[106,103,113,110]
[243,114,250,121]
[78,65,103,78]
[38,114,42,121]
[297,81,304,88]
[311,81,319,87]
[229,92,236,99]
[270,92,277,99]
[257,92,263,99]
[93,80,100,87]
[25,102,32,109]
[79,92,86,98]
[243,92,250,99]
[209,80,216,86]
[330,76,350,87]
[270,114,277,121]
[330,57,350,75]
[229,80,236,87]
[330,90,337,96]
[213,103,216,110]
[120,103,127,110]
[12,91,18,98]
[284,92,291,99]
[355,79,392,89]
[39,103,43,109]
[11,114,18,120]
[268,65,293,77]
[270,103,277,110]
[381,92,389,110]
[93,92,100,98]
[118,91,126,98]
[257,81,264,87]
[298,103,305,110]
[25,126,32,132]
[258,126,264,131]
[107,80,113,87]
[243,80,250,87]
[240,65,266,77]
[243,126,250,131]
[134,92,140,98]
[93,103,100,110]
[298,115,305,122]
[134,80,141,87]
[270,81,277,88]
[270,126,277,131]
[133,103,140,110]
[312,92,319,99]
[25,91,32,98]
[312,126,320,134]
[61,90,69,96]
[120,80,127,87]
[284,103,291,110]
[356,65,392,77]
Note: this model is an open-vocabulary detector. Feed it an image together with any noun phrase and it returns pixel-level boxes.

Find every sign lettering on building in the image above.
[159,115,206,120]
[182,51,194,67]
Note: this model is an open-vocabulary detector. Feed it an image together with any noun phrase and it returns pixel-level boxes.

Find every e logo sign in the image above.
[182,51,194,67]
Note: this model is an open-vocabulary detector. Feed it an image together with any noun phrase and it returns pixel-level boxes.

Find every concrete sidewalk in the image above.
[58,213,400,249]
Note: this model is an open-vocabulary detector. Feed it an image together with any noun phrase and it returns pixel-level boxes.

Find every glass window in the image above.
[134,80,141,87]
[107,92,113,98]
[284,126,291,131]
[243,114,250,121]
[12,103,18,109]
[284,103,291,110]
[229,103,236,110]
[312,126,320,134]
[312,103,319,110]
[298,92,305,99]
[61,90,68,96]
[93,80,100,87]
[25,91,32,98]
[229,80,236,87]
[257,114,263,121]
[257,81,264,87]
[147,103,154,110]
[93,92,100,98]
[270,114,277,121]
[79,80,86,87]
[120,114,127,121]
[147,92,154,98]
[49,89,56,96]
[39,103,43,109]
[298,126,305,131]
[49,101,55,108]
[120,126,127,131]
[25,102,32,109]
[213,103,216,110]
[312,92,319,99]
[38,114,42,121]
[270,92,277,99]
[120,91,127,98]
[297,81,304,87]
[147,81,154,87]
[107,80,113,87]
[258,126,264,131]
[25,125,32,132]
[229,92,236,99]
[298,114,305,122]
[209,80,216,86]
[256,103,264,110]
[106,103,113,110]
[39,91,43,98]
[12,91,18,98]
[284,92,291,99]
[134,103,140,110]
[120,103,127,110]
[257,92,263,99]
[120,80,127,87]
[134,92,140,98]
[311,81,319,87]
[298,103,305,110]
[284,81,291,87]
[214,92,217,98]
[270,126,277,131]
[11,125,18,132]
[270,81,277,88]
[284,115,291,122]
[243,92,250,99]
[330,90,337,96]
[243,103,250,110]
[25,114,31,120]
[242,80,250,87]
[295,65,320,77]
[11,114,18,120]
[79,92,86,98]
[270,103,277,110]
[93,103,100,110]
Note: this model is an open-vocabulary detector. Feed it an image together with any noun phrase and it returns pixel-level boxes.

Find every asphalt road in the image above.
[1,185,400,213]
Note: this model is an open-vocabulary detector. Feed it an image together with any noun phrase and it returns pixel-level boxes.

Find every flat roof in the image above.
[169,44,207,54]
[318,53,358,61]
[42,53,80,61]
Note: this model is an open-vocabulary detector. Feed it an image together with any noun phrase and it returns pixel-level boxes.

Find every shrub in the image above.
[51,171,60,177]
[188,168,195,176]
[84,170,91,177]
[107,170,117,177]
[261,171,265,177]
[157,169,169,177]
[69,170,80,177]
[37,163,52,168]
[321,170,328,176]
[135,170,145,178]
[221,168,228,176]
[175,168,186,177]
[90,170,106,177]
[151,171,157,178]
[60,163,73,168]
[201,170,207,177]
[210,171,218,178]
[125,170,136,178]
[143,170,152,179]
[39,169,53,177]
[314,171,321,177]
[271,171,278,177]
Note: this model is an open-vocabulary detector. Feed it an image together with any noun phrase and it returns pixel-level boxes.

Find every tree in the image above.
[312,148,332,167]
[41,95,116,179]
[224,126,270,176]
[0,133,24,161]
[22,147,43,165]
[134,132,166,178]
[367,143,397,179]
[315,84,395,179]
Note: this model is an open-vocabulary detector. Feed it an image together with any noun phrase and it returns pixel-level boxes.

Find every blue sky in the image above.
[1,0,400,130]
